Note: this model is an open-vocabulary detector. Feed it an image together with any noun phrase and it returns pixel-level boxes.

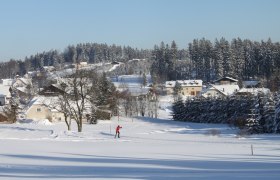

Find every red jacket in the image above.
[116,125,122,133]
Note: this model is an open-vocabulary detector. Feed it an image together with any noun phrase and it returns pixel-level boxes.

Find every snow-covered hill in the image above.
[0,112,280,179]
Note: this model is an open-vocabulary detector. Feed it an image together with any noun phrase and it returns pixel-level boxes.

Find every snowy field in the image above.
[1,108,280,179]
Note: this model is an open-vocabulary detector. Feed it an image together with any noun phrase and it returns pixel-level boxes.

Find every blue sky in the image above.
[0,0,279,61]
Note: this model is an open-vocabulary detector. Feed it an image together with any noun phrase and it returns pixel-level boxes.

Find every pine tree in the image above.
[169,40,178,80]
[173,81,182,101]
[97,72,110,106]
[274,92,280,133]
[220,38,232,77]
[189,39,202,79]
[263,95,276,133]
[213,39,224,79]
[243,40,254,79]
[172,97,185,121]
[202,39,214,82]
[142,73,147,87]
[231,38,245,79]
[3,87,20,123]
[262,38,274,79]
[245,97,262,134]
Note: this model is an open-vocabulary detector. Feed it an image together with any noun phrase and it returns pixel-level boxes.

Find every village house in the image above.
[165,80,203,96]
[39,84,65,96]
[10,76,33,102]
[42,66,55,72]
[0,79,12,106]
[237,87,271,96]
[71,61,88,69]
[25,96,65,122]
[202,77,240,98]
[12,76,32,88]
[36,82,111,121]
[236,79,270,96]
[214,76,239,85]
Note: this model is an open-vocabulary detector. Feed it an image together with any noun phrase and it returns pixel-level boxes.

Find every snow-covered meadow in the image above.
[1,106,280,180]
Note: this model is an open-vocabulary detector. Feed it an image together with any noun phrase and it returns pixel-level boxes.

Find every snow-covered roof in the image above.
[25,96,61,115]
[26,95,93,115]
[209,84,240,96]
[214,77,238,83]
[15,87,27,93]
[28,96,57,106]
[55,78,79,93]
[12,77,32,87]
[238,88,270,95]
[79,62,88,65]
[108,63,122,72]
[43,66,55,71]
[165,80,203,88]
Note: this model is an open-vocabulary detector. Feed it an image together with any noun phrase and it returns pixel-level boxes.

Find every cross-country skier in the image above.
[115,125,122,138]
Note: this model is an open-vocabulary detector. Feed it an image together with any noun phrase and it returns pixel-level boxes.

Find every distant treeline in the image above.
[1,38,280,88]
[150,38,280,89]
[0,43,151,78]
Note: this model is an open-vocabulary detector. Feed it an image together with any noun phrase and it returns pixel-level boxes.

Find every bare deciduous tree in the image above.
[59,68,91,132]
[47,95,72,131]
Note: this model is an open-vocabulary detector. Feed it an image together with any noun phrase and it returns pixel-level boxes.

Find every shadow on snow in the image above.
[0,153,280,179]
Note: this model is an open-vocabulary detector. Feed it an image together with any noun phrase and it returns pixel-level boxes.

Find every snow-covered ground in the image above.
[1,108,280,179]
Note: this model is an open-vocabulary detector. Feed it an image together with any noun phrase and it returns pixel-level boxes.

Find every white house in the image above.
[12,77,32,88]
[25,96,64,122]
[202,77,240,98]
[0,83,11,106]
[165,80,203,96]
[202,84,240,98]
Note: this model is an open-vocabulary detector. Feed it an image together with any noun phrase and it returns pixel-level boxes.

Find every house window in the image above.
[36,108,41,112]
[191,91,195,95]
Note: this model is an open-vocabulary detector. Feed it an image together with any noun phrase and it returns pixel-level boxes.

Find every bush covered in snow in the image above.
[172,92,280,134]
